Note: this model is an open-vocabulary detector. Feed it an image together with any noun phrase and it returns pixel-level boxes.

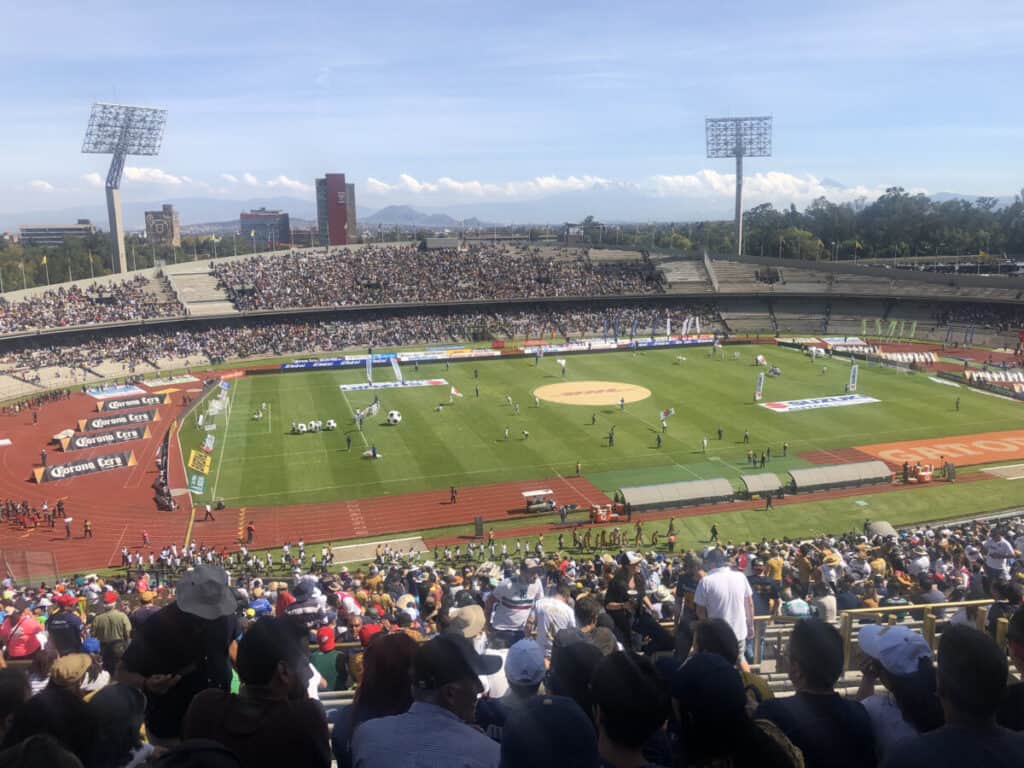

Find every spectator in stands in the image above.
[986,581,1023,639]
[811,582,837,623]
[671,653,801,768]
[128,591,159,631]
[88,683,153,768]
[756,619,876,768]
[856,624,943,760]
[311,625,345,692]
[0,600,43,661]
[284,579,325,632]
[694,548,754,667]
[528,581,576,659]
[500,695,599,768]
[882,625,1024,767]
[351,633,502,768]
[182,616,329,768]
[2,653,97,761]
[486,560,543,649]
[589,652,669,768]
[0,668,30,745]
[92,591,132,673]
[45,594,83,655]
[331,632,418,768]
[25,647,58,696]
[475,638,545,739]
[117,565,240,744]
[691,618,773,710]
[0,733,86,768]
[999,607,1024,731]
[546,634,604,720]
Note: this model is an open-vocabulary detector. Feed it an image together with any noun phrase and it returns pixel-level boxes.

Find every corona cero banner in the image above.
[97,394,170,412]
[33,451,137,483]
[61,426,150,452]
[79,409,160,432]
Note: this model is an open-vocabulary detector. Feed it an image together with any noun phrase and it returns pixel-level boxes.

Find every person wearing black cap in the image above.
[352,633,502,768]
[117,565,241,744]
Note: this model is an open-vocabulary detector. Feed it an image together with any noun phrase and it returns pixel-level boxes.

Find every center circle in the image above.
[533,380,652,406]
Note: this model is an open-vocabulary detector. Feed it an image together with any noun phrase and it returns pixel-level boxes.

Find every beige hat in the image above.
[448,604,485,638]
[50,653,92,688]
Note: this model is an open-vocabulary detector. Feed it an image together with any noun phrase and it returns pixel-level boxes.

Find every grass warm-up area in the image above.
[179,344,1022,514]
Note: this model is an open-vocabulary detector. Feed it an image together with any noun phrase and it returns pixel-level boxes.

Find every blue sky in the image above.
[2,0,1021,219]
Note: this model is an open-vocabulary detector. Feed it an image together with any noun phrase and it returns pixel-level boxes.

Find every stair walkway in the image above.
[165,266,238,317]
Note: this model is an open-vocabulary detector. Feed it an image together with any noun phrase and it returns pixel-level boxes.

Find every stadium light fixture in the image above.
[82,103,168,273]
[705,116,772,257]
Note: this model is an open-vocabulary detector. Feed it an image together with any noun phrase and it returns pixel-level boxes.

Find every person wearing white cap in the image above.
[475,638,546,740]
[856,624,943,760]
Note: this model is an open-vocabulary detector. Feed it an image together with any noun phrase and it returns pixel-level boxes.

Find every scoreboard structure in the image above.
[145,204,181,247]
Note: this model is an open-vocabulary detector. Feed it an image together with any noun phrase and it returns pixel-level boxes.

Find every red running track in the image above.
[0,380,610,574]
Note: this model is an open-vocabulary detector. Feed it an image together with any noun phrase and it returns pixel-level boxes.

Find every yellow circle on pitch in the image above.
[534,380,652,406]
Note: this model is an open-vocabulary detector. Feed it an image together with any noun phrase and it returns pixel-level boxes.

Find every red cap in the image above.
[56,593,77,608]
[358,623,383,647]
[316,625,336,651]
[103,591,118,604]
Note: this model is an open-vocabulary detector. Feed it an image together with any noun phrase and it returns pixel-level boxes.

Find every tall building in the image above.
[19,219,96,247]
[316,173,357,246]
[240,208,291,249]
[144,204,181,247]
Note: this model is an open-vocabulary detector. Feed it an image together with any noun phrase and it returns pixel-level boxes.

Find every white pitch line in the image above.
[340,390,369,448]
[267,402,273,434]
[210,383,237,501]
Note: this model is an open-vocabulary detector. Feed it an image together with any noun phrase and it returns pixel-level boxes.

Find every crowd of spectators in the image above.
[0,301,721,374]
[211,245,664,311]
[3,511,1024,766]
[0,276,184,335]
[931,302,1024,332]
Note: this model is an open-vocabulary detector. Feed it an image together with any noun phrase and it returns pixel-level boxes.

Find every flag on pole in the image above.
[848,364,859,393]
[365,357,373,383]
[250,229,256,238]
[40,255,47,266]
[754,372,765,401]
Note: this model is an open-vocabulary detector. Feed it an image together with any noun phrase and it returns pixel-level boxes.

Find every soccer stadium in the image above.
[4,5,1024,768]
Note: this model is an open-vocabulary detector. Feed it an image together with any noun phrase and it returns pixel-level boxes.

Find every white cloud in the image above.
[123,166,185,185]
[265,175,312,193]
[650,170,925,206]
[220,173,239,184]
[242,172,261,187]
[364,173,617,201]
[29,179,54,192]
[82,172,104,188]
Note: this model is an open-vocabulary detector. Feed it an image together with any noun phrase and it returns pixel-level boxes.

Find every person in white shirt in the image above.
[983,529,1016,580]
[694,548,754,667]
[485,560,543,648]
[907,545,932,577]
[527,582,576,659]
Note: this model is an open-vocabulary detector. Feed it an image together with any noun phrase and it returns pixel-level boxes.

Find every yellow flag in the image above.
[250,229,255,238]
[41,255,47,266]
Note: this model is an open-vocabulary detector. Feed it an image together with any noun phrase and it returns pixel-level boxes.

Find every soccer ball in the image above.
[386,410,402,425]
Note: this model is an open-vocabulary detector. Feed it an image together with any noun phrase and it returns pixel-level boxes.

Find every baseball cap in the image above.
[316,625,336,651]
[103,591,118,604]
[500,695,599,768]
[858,624,932,677]
[413,633,502,690]
[505,638,545,686]
[359,623,384,647]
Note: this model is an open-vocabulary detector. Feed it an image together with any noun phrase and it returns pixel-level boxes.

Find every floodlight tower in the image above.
[705,116,772,257]
[82,103,167,273]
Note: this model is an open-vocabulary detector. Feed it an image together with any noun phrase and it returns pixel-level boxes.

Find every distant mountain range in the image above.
[362,205,492,228]
[1,190,1017,234]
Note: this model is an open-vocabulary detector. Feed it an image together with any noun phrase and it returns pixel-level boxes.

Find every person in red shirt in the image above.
[0,599,44,660]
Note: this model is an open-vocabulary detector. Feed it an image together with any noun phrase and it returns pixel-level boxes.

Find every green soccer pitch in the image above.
[178,345,1020,509]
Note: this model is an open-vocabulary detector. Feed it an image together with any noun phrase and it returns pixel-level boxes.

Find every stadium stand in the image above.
[3,511,1024,766]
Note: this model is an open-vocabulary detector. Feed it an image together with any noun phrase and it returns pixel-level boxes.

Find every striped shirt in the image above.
[490,577,542,631]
